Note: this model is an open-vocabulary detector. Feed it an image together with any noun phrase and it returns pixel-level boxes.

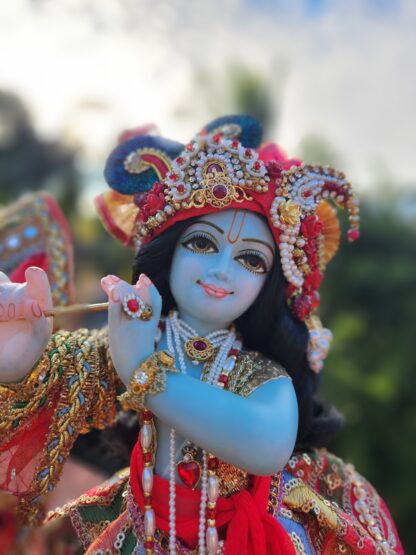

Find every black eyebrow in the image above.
[241,238,275,257]
[191,220,225,234]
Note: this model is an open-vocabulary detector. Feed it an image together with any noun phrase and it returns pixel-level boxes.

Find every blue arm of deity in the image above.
[146,373,298,476]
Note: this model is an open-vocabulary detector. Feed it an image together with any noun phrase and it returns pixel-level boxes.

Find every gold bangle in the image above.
[117,351,177,412]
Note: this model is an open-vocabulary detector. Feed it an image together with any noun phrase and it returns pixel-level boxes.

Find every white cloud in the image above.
[0,0,415,190]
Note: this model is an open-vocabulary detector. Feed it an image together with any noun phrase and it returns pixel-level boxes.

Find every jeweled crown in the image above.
[135,132,270,237]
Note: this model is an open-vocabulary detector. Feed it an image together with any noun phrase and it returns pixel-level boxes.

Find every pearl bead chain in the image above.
[169,427,177,555]
[198,451,208,555]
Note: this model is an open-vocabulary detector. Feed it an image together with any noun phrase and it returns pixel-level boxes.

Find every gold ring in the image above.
[140,305,153,321]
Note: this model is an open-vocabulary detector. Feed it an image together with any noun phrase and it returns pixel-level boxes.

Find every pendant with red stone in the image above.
[184,336,215,363]
[177,444,202,489]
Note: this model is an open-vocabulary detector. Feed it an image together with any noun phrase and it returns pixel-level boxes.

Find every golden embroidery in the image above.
[217,461,250,497]
[1,328,120,525]
[229,351,290,398]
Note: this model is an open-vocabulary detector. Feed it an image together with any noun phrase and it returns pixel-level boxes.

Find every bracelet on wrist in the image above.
[117,351,177,412]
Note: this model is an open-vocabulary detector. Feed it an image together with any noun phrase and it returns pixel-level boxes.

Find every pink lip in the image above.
[197,280,233,299]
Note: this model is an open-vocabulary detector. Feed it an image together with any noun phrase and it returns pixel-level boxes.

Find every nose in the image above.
[207,267,230,282]
[207,255,232,283]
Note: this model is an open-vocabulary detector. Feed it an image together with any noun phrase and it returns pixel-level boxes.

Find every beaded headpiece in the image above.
[96,115,360,372]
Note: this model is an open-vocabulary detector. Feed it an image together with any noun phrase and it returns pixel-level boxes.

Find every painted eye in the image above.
[235,253,268,274]
[181,233,217,254]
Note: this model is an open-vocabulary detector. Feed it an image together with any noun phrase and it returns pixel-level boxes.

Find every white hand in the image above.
[100,273,162,385]
[0,267,53,382]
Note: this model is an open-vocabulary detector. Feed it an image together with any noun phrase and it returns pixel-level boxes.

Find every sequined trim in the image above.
[290,531,308,555]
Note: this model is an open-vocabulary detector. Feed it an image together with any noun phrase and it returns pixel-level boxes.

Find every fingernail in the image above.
[109,275,121,283]
[8,304,16,319]
[110,289,120,302]
[142,275,152,286]
[31,302,42,319]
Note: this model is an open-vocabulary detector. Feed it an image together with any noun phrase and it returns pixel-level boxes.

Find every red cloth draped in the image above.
[130,438,295,555]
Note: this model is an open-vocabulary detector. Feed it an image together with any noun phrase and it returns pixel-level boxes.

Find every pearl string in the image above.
[169,427,177,555]
[198,451,208,555]
[171,311,230,345]
[205,334,236,386]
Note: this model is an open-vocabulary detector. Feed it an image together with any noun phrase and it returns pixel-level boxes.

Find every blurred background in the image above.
[0,0,415,551]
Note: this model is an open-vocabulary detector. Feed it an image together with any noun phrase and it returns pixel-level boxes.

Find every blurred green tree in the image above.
[0,91,79,214]
[174,61,287,139]
[319,199,416,552]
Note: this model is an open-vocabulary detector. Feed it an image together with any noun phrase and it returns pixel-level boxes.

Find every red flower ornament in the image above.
[304,240,318,267]
[266,160,283,179]
[286,283,298,298]
[304,269,324,292]
[139,182,166,218]
[301,215,323,239]
[292,293,313,321]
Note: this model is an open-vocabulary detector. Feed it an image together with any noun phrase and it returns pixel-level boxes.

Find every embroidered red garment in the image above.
[0,403,57,496]
[130,438,296,555]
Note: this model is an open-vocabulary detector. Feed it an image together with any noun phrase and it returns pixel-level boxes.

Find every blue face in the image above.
[169,210,276,330]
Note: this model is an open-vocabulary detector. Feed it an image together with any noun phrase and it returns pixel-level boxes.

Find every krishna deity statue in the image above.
[0,115,402,554]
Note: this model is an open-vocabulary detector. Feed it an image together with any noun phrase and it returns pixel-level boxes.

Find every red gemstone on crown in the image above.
[186,143,195,152]
[253,161,261,171]
[177,184,185,193]
[212,133,222,144]
[212,185,227,199]
[176,156,185,165]
[193,340,207,351]
[245,148,252,157]
[127,299,140,313]
[169,172,179,182]
[231,140,240,149]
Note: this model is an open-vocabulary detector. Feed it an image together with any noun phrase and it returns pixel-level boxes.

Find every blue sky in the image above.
[247,0,400,16]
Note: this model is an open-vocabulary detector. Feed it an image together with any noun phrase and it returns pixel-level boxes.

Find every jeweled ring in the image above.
[122,294,153,320]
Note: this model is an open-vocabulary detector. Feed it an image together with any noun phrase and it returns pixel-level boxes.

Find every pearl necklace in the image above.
[164,310,240,555]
